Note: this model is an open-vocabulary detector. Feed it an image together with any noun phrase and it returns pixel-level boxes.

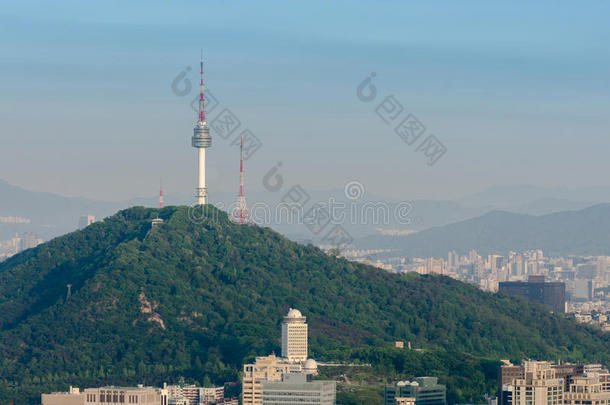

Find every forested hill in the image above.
[0,206,608,405]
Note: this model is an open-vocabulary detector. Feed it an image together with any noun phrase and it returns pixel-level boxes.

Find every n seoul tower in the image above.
[192,53,211,205]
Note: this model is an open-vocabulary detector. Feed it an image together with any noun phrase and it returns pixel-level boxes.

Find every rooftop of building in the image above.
[285,308,303,318]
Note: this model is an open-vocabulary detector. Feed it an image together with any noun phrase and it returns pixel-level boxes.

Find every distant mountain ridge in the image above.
[356,203,610,257]
[459,184,610,209]
[2,179,610,244]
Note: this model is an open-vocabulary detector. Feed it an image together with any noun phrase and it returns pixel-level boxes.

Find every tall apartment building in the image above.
[500,361,610,405]
[384,378,446,405]
[281,308,308,362]
[448,250,459,271]
[510,361,564,405]
[261,373,335,405]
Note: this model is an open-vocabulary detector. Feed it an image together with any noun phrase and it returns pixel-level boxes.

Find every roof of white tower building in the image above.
[286,308,303,318]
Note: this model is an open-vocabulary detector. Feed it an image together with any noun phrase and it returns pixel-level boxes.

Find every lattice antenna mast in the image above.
[232,135,251,224]
[159,178,164,209]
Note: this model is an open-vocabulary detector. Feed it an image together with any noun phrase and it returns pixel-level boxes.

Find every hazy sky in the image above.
[1,1,609,202]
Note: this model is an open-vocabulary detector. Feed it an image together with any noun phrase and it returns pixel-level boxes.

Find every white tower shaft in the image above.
[197,148,206,205]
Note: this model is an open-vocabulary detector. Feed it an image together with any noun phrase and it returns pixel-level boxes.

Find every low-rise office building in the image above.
[242,354,299,405]
[384,377,446,405]
[42,384,232,405]
[261,374,335,405]
[42,386,162,405]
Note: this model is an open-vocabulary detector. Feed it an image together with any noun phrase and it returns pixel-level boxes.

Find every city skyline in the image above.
[1,2,609,404]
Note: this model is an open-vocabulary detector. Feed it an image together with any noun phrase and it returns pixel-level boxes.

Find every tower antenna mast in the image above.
[231,135,251,224]
[159,178,164,209]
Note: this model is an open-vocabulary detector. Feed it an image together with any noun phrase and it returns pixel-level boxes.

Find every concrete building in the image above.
[564,373,610,405]
[499,361,524,405]
[243,309,319,405]
[552,364,582,391]
[499,276,566,313]
[162,384,224,405]
[510,361,564,405]
[242,354,298,405]
[396,398,416,405]
[261,374,335,405]
[18,232,43,250]
[42,386,162,405]
[500,361,610,405]
[384,378,446,405]
[281,308,308,362]
[42,386,84,405]
[78,215,96,230]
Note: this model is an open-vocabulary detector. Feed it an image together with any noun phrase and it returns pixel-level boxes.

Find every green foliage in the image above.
[0,206,608,405]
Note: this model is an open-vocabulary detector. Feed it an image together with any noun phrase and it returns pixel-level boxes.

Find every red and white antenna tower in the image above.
[159,178,164,209]
[231,135,251,224]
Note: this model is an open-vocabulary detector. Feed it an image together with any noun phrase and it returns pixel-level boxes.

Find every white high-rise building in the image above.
[281,308,308,362]
[243,310,318,405]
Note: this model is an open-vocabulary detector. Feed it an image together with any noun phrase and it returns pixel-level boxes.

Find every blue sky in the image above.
[1,1,609,201]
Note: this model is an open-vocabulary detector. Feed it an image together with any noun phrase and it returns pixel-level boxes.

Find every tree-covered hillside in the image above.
[0,206,608,404]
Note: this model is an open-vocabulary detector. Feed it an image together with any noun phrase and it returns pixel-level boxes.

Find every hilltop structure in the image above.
[230,135,252,224]
[191,54,212,205]
[78,215,95,229]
